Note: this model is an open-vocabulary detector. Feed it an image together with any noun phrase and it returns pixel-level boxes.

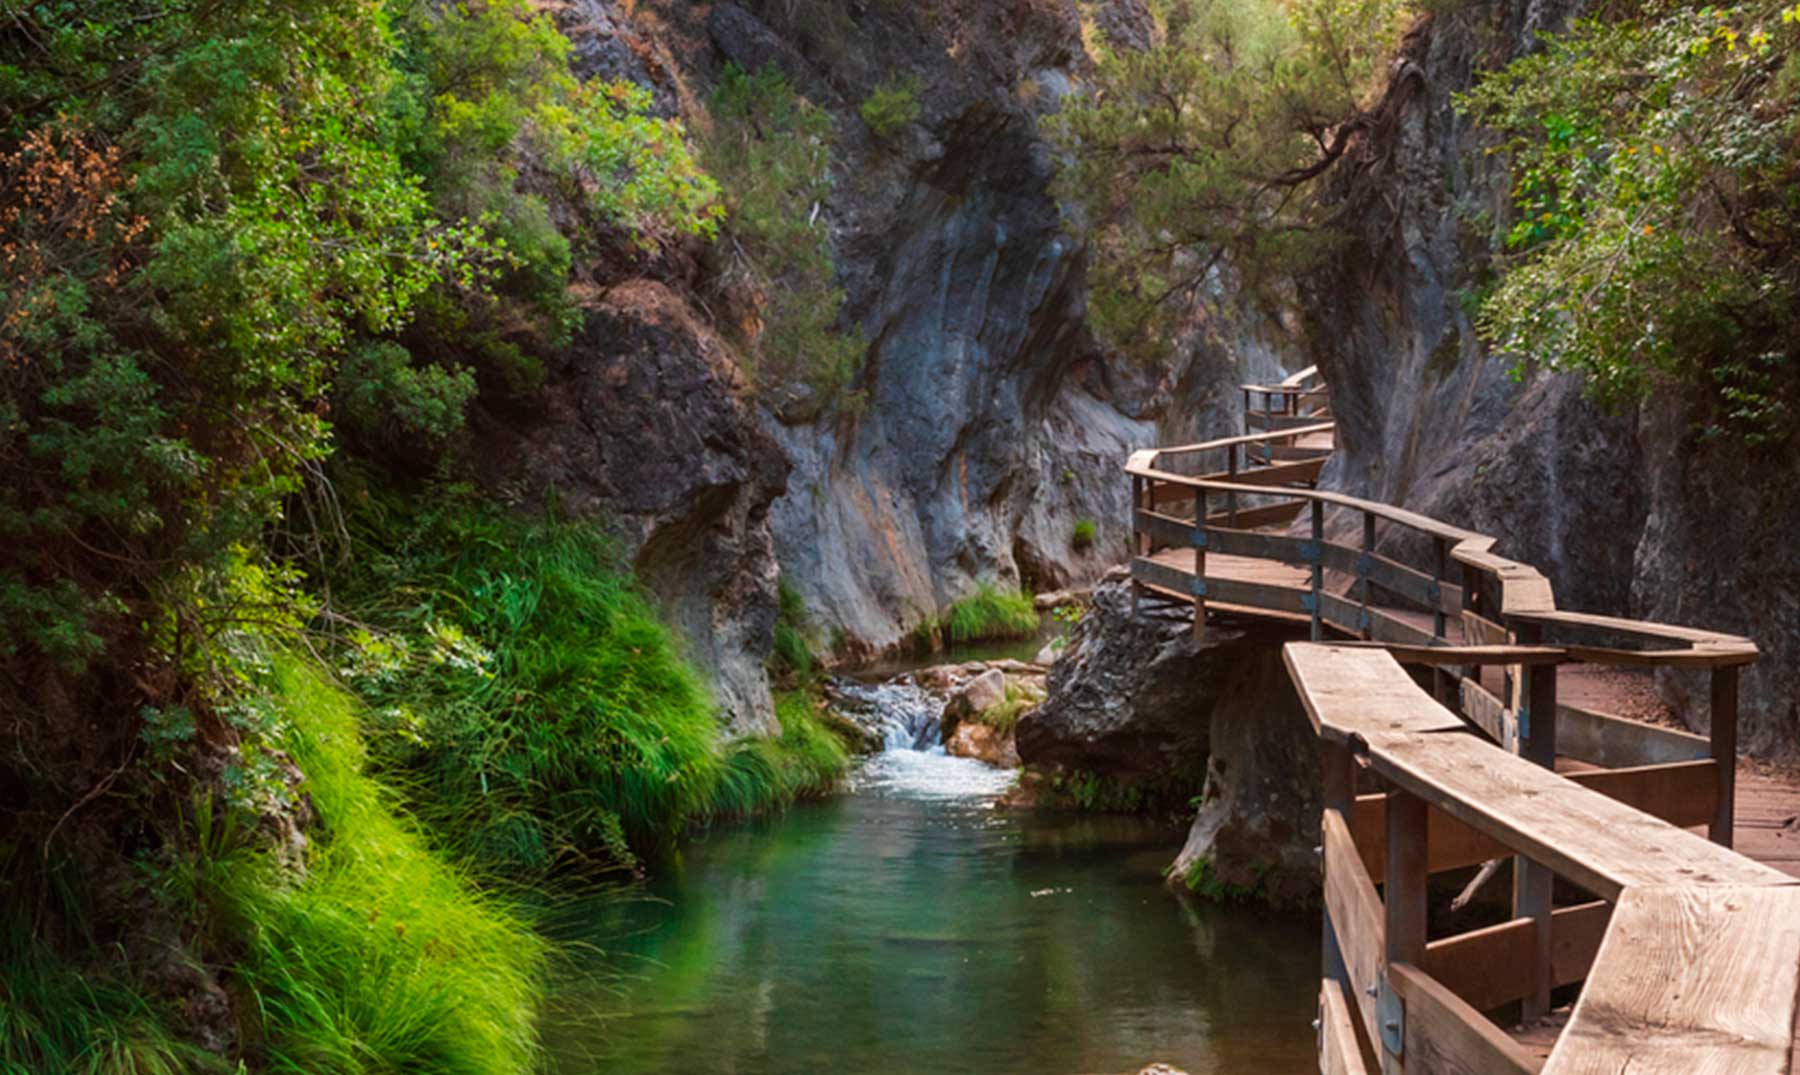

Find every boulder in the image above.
[945,720,1022,768]
[945,668,1007,724]
[1018,578,1296,779]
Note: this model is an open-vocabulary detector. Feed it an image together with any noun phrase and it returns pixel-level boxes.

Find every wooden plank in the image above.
[1206,575,1310,615]
[1421,901,1612,1013]
[1543,885,1800,1075]
[1204,527,1316,566]
[1355,763,1719,877]
[1462,610,1508,646]
[1130,556,1200,597]
[1324,808,1385,1050]
[1197,455,1326,488]
[1284,644,1792,900]
[1320,978,1373,1075]
[1340,643,1568,667]
[1202,498,1307,530]
[1389,963,1542,1075]
[1459,676,1510,746]
[1365,607,1442,647]
[1556,703,1710,767]
[1134,508,1197,550]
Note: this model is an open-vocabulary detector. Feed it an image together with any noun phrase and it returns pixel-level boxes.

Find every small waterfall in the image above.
[830,677,945,752]
[830,675,1017,800]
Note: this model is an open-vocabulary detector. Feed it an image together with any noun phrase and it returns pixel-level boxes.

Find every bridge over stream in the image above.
[1123,367,1800,1074]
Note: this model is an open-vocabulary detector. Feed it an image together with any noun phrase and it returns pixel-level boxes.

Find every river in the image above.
[543,678,1319,1074]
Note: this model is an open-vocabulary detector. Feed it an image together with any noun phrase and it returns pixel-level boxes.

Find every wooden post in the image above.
[1432,537,1449,642]
[1242,387,1251,436]
[1192,490,1207,643]
[1709,665,1739,847]
[1130,475,1146,616]
[1310,499,1325,642]
[1321,740,1355,989]
[1514,638,1557,1022]
[1227,445,1240,527]
[1384,788,1429,1073]
[1359,511,1375,640]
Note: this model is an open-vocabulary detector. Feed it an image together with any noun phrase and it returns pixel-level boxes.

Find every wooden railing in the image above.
[1123,368,1788,1072]
[1295,642,1798,1075]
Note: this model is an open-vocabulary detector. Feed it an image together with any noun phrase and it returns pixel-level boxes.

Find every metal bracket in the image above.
[1378,979,1405,1056]
[1427,581,1443,606]
[1190,529,1209,550]
[1356,552,1375,577]
[1190,579,1208,599]
[1300,540,1322,563]
[1356,608,1373,634]
[1518,702,1531,744]
[1300,592,1319,613]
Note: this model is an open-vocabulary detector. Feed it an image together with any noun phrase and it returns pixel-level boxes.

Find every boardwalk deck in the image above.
[1123,367,1795,1072]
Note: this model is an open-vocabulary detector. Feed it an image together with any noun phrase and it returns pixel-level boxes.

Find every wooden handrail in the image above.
[1294,643,1799,1075]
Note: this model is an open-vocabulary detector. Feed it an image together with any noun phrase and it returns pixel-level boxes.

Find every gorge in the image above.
[4,0,1798,1072]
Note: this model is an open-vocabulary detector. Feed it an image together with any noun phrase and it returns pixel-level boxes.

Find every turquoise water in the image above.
[546,749,1318,1074]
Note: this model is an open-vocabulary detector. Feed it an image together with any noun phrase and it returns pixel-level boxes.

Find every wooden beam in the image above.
[1543,885,1800,1075]
[1320,978,1374,1075]
[1324,807,1385,1050]
[1354,762,1719,877]
[1197,455,1327,488]
[1202,498,1307,530]
[1421,901,1612,1013]
[1388,963,1542,1075]
[1555,703,1710,767]
[1384,789,1428,1072]
[1711,666,1738,847]
[1337,643,1568,667]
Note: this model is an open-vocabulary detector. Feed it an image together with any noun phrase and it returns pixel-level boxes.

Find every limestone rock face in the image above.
[1167,644,1321,907]
[1294,5,1796,749]
[476,281,789,737]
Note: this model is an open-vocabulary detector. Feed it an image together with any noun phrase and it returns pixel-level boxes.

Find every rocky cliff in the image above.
[1298,4,1797,752]
[499,0,1294,734]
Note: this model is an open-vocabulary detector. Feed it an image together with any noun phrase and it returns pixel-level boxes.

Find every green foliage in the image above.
[860,77,922,138]
[0,915,217,1075]
[1046,0,1407,358]
[770,577,817,683]
[703,63,863,413]
[1460,0,1800,443]
[211,656,544,1074]
[1071,517,1098,551]
[975,679,1045,733]
[328,487,848,878]
[943,584,1040,644]
[0,0,721,673]
[713,692,853,815]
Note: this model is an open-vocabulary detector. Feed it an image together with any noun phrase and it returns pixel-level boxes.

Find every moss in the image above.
[1071,517,1098,551]
[1181,854,1275,905]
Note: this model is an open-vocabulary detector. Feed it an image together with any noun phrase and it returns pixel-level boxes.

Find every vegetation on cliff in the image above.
[0,1,846,1070]
[1462,0,1800,443]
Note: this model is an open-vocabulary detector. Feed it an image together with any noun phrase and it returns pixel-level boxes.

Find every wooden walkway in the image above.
[1125,368,1799,1073]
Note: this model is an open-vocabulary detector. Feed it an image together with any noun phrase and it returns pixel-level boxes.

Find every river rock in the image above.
[945,719,1022,768]
[1018,577,1292,780]
[947,668,1007,722]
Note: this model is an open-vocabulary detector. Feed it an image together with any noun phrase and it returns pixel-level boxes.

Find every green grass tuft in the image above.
[976,679,1044,734]
[769,577,815,683]
[859,77,921,139]
[212,656,544,1075]
[711,692,851,816]
[1071,517,1098,551]
[943,584,1039,644]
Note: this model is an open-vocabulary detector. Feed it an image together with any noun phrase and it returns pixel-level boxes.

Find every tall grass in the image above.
[330,486,848,878]
[212,657,544,1075]
[943,584,1039,644]
[0,919,216,1075]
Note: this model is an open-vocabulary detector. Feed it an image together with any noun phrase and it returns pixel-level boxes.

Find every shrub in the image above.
[1071,518,1098,551]
[327,487,850,877]
[860,77,922,139]
[976,679,1045,733]
[1459,0,1800,443]
[943,584,1039,644]
[702,63,863,413]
